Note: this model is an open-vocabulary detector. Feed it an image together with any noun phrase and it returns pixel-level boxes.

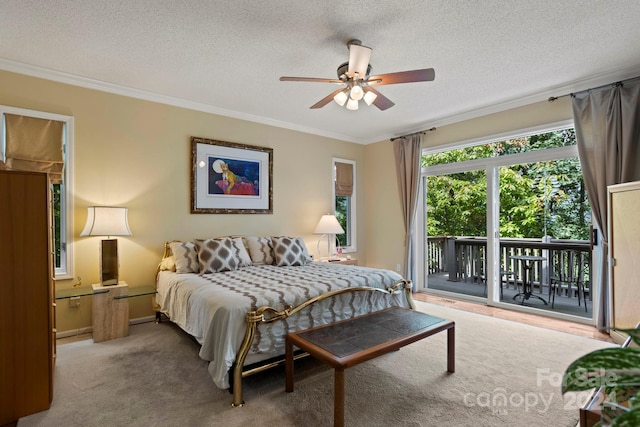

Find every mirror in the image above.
[100,239,119,286]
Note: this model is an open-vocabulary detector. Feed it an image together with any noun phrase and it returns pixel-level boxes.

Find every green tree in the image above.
[423,129,590,240]
[335,196,349,247]
[426,171,487,236]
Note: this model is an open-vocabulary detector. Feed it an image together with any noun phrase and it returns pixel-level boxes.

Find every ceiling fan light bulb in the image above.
[363,90,378,105]
[333,91,348,106]
[350,85,364,101]
[346,98,359,110]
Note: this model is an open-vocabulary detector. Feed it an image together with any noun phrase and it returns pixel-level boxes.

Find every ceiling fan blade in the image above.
[368,68,435,85]
[365,87,395,110]
[310,88,346,109]
[280,76,343,84]
[347,44,372,78]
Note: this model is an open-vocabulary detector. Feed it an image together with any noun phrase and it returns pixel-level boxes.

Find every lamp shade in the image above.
[80,206,132,237]
[313,214,345,235]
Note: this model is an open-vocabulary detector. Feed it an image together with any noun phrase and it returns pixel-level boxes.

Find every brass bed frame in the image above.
[154,242,415,407]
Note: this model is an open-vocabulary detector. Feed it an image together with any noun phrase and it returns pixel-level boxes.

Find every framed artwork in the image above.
[191,137,273,214]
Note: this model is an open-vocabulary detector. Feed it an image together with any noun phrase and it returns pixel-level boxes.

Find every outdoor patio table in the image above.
[511,255,548,305]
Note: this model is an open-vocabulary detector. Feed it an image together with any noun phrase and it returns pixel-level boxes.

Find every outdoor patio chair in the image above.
[482,270,516,298]
[549,250,588,312]
[500,270,516,297]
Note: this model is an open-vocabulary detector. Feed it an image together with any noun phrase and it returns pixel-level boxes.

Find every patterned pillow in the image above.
[229,237,253,266]
[244,236,275,265]
[271,236,312,267]
[169,241,199,273]
[195,237,252,273]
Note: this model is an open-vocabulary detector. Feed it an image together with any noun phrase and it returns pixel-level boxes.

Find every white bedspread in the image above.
[155,262,408,388]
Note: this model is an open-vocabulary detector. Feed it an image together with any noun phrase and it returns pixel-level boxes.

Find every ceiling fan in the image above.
[279,39,435,111]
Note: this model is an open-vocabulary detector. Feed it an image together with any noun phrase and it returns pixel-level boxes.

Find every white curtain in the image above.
[572,78,640,331]
[393,133,422,285]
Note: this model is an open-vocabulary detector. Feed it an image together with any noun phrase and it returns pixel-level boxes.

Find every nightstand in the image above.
[92,281,129,342]
[325,258,358,266]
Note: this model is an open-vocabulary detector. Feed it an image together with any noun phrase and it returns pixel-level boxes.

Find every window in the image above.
[333,158,356,252]
[420,121,595,322]
[1,106,74,279]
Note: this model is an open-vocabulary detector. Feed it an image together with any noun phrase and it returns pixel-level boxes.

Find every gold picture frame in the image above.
[191,137,273,214]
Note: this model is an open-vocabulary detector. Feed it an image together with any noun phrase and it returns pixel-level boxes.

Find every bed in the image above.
[153,236,414,406]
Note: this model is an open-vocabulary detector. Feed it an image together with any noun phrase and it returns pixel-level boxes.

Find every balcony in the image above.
[426,236,591,318]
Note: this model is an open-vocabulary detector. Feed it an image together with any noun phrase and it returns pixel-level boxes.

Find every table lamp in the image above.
[80,206,132,286]
[314,214,344,261]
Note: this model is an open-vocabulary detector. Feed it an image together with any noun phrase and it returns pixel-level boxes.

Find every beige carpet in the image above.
[19,301,612,427]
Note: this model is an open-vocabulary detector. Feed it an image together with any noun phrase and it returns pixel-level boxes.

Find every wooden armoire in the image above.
[0,170,55,426]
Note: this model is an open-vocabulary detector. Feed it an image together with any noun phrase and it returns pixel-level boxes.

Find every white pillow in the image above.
[159,255,176,272]
[195,237,252,273]
[244,236,275,265]
[271,236,312,267]
[169,241,199,273]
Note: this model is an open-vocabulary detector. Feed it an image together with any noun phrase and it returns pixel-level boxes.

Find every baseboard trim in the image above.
[56,315,156,339]
[130,315,155,325]
[56,326,93,339]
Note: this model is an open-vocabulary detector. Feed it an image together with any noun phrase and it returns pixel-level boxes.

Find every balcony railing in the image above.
[427,236,591,296]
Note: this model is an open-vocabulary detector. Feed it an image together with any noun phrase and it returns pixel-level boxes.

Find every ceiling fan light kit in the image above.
[333,90,348,106]
[363,89,377,105]
[279,39,435,111]
[349,83,364,101]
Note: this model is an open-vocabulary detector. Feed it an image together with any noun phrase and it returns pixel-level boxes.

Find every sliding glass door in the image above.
[420,125,595,323]
[425,169,487,298]
[498,157,591,317]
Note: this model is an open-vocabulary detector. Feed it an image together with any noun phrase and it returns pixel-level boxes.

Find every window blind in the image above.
[2,114,64,183]
[335,162,353,197]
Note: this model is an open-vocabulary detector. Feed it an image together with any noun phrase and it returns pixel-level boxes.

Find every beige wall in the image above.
[363,97,574,271]
[1,68,575,332]
[0,70,366,332]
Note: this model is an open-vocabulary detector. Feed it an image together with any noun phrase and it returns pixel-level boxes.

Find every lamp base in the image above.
[100,239,120,287]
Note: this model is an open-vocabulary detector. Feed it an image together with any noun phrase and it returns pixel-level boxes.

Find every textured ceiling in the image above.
[2,1,640,144]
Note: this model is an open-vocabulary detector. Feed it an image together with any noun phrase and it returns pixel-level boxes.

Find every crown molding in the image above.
[0,58,363,144]
[389,65,640,143]
[3,58,639,146]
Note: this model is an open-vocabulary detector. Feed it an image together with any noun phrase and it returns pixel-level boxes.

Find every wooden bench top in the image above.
[287,306,453,368]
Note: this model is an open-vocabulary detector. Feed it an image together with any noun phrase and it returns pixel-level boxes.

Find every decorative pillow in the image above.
[244,236,275,265]
[195,237,252,273]
[271,236,312,267]
[169,241,199,273]
[211,236,253,266]
[159,255,176,272]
